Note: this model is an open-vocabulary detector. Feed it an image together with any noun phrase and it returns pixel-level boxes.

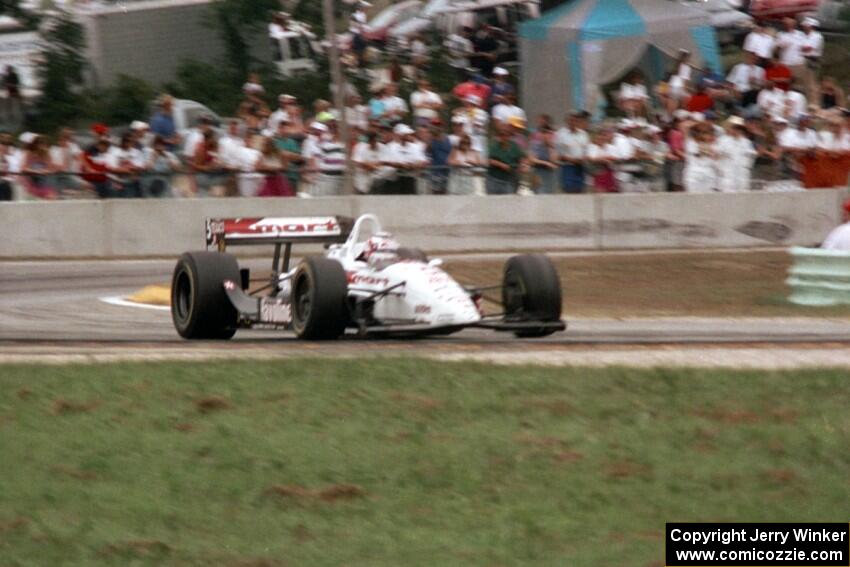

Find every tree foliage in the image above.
[31,11,88,132]
[209,0,281,84]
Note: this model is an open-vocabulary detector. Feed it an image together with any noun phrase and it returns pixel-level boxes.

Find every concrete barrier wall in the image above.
[0,190,843,258]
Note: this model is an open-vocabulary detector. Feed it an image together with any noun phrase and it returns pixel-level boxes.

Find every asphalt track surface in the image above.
[4,259,850,358]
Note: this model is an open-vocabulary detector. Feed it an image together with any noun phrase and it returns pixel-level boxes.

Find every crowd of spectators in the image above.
[3,13,849,201]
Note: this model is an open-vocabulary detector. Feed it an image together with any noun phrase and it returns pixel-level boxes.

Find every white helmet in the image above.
[364,232,399,261]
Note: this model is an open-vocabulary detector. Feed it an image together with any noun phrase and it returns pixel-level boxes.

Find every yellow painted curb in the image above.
[126,285,171,306]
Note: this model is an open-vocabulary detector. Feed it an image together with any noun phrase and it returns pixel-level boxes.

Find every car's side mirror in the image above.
[428,258,443,268]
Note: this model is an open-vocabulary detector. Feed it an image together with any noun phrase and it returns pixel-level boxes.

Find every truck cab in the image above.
[269,26,318,78]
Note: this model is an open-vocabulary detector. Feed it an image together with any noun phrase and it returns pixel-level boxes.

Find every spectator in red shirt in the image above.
[764,51,792,91]
[452,71,491,106]
[685,83,714,113]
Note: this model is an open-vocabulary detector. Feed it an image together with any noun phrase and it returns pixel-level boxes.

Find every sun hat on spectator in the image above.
[726,116,746,127]
[672,109,690,120]
[393,124,414,136]
[772,116,789,125]
[451,115,467,126]
[802,17,818,27]
[316,111,335,123]
[309,122,329,133]
[493,67,509,77]
[130,120,149,131]
[464,94,482,107]
[691,112,706,122]
[19,132,36,145]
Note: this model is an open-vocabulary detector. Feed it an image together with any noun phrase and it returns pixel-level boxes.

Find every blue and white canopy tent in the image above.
[518,0,723,122]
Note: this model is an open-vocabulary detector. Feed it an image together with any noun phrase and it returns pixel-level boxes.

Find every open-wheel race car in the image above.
[171,214,566,340]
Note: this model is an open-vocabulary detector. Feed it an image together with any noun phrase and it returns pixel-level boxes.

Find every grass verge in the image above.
[1,360,849,566]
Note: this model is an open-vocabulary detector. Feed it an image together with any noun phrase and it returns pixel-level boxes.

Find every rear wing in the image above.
[206,216,354,251]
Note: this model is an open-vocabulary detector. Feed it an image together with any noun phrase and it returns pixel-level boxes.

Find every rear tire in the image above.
[397,247,428,262]
[291,256,349,340]
[502,254,562,338]
[171,251,240,340]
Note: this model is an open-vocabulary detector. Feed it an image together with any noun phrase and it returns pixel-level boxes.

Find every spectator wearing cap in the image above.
[800,17,823,102]
[410,78,443,127]
[269,94,293,134]
[490,67,514,104]
[309,119,346,196]
[717,116,757,192]
[454,94,488,149]
[427,119,453,194]
[486,125,524,195]
[150,95,180,152]
[555,112,590,193]
[375,123,428,195]
[242,73,265,97]
[492,94,526,128]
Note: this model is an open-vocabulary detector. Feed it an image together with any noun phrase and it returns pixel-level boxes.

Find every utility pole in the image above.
[322,0,353,194]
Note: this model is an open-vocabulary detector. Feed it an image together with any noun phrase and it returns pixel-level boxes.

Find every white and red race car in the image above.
[171,214,565,340]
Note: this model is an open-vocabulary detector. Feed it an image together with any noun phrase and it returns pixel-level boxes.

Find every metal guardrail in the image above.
[0,164,801,201]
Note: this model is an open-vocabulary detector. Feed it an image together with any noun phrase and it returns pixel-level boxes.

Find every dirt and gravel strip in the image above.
[4,342,850,368]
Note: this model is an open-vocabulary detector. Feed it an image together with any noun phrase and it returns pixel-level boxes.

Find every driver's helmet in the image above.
[363,232,399,263]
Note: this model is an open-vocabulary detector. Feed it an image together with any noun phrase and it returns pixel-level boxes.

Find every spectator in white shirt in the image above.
[717,117,757,192]
[491,94,527,127]
[683,121,720,193]
[800,17,824,102]
[555,111,590,193]
[50,127,88,196]
[380,83,408,123]
[268,94,292,134]
[106,132,146,198]
[816,118,848,155]
[344,93,370,131]
[776,17,806,81]
[618,72,650,117]
[778,116,817,155]
[410,78,443,126]
[375,123,428,194]
[757,80,787,120]
[444,27,474,81]
[743,24,775,62]
[352,131,384,194]
[727,51,766,111]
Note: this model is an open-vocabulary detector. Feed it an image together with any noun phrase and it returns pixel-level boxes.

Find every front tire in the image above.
[502,254,562,338]
[171,251,240,340]
[291,256,349,340]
